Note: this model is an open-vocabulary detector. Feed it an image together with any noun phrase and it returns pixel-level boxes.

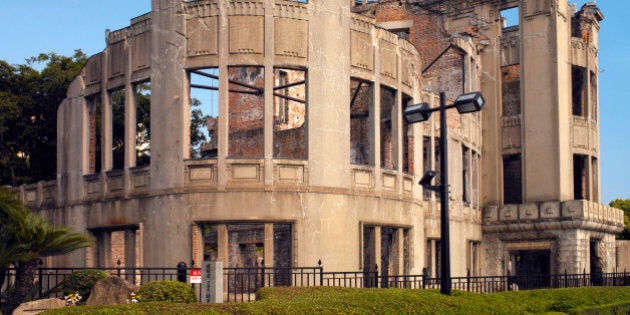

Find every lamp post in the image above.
[404,91,484,295]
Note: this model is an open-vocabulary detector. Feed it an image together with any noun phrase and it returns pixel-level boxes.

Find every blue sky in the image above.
[0,1,627,204]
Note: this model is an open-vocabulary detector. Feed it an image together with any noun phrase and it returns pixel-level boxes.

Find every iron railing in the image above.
[4,265,630,303]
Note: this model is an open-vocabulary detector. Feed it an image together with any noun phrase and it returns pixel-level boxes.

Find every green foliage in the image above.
[0,187,92,315]
[58,270,110,304]
[0,51,87,186]
[610,198,630,239]
[138,281,197,303]
[41,286,630,315]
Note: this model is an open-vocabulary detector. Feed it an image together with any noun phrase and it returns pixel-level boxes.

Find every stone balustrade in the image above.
[483,200,624,233]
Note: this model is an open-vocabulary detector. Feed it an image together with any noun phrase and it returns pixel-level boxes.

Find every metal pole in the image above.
[439,91,451,295]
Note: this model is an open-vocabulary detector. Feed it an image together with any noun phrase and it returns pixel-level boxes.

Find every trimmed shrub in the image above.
[58,270,110,304]
[138,280,197,303]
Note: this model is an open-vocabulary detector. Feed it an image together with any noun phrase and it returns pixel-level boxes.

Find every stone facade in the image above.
[17,0,623,281]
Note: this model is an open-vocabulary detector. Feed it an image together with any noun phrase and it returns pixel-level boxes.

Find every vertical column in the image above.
[264,223,274,266]
[307,0,351,188]
[124,49,137,170]
[217,224,229,267]
[150,0,187,189]
[429,239,436,277]
[478,5,503,206]
[101,49,113,171]
[396,228,405,275]
[124,229,137,269]
[191,224,203,267]
[374,227,382,276]
[144,0,191,267]
[264,0,274,187]
[217,0,229,191]
[520,0,572,202]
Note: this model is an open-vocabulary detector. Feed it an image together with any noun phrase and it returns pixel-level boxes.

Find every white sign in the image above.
[190,268,202,284]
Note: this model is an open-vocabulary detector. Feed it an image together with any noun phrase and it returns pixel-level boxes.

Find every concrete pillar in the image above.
[150,0,187,190]
[264,223,274,266]
[520,0,573,202]
[307,0,351,188]
[143,0,190,267]
[374,227,382,274]
[396,228,405,274]
[124,229,137,268]
[217,224,228,267]
[478,5,503,206]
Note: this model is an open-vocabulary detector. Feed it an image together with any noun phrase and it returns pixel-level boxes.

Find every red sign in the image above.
[190,268,202,284]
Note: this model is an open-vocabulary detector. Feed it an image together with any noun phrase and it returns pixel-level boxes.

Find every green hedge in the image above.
[138,280,197,303]
[42,286,630,315]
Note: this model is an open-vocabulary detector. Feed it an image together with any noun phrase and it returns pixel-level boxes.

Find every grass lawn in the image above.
[42,286,630,314]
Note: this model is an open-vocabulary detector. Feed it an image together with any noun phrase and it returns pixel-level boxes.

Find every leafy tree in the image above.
[0,187,91,315]
[610,198,630,239]
[0,51,87,186]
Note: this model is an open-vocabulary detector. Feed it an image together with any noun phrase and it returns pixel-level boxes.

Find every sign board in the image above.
[190,268,202,284]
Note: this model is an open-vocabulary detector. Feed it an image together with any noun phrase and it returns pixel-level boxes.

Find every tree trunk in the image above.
[1,258,38,315]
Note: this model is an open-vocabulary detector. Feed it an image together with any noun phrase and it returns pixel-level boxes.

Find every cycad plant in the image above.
[0,187,91,315]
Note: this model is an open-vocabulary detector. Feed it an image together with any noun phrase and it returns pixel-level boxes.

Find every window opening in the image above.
[503,154,522,204]
[591,157,598,202]
[135,82,151,167]
[402,94,413,174]
[350,79,373,165]
[228,66,264,158]
[472,150,480,207]
[423,136,431,199]
[110,88,126,170]
[380,86,396,170]
[462,145,470,204]
[189,68,219,159]
[501,65,521,116]
[273,68,307,159]
[572,66,587,117]
[88,95,102,173]
[573,154,589,200]
[500,7,519,29]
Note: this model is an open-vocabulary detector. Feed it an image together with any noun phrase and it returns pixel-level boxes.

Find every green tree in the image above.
[610,198,630,239]
[0,187,91,315]
[0,51,87,186]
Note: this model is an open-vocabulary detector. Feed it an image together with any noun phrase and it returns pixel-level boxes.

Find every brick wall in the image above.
[228,67,264,158]
[502,64,521,116]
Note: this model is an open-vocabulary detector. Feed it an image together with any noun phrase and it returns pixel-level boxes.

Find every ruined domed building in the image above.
[19,0,623,282]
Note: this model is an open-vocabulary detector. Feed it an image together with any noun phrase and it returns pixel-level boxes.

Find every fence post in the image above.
[318,260,323,287]
[116,259,122,277]
[260,259,265,288]
[466,269,470,292]
[421,268,427,290]
[177,261,187,283]
[38,264,43,297]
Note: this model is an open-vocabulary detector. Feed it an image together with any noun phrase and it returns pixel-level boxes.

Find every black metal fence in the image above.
[3,266,630,303]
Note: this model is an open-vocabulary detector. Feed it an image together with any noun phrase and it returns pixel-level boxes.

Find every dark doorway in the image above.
[510,250,551,289]
[380,227,396,288]
[273,223,292,286]
[590,239,603,286]
[363,226,377,287]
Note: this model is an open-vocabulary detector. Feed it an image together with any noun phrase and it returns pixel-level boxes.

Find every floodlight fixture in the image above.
[454,91,485,114]
[404,102,432,123]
